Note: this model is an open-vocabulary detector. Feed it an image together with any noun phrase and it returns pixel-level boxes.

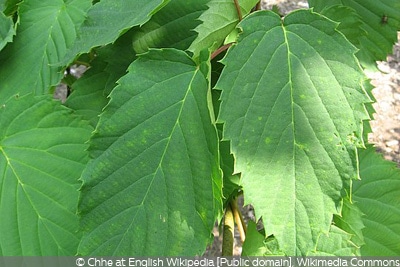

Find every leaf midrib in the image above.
[112,67,202,254]
[281,19,299,255]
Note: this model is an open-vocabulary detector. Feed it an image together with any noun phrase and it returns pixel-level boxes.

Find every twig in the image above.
[73,60,91,67]
[211,42,235,60]
[222,205,235,256]
[233,0,243,21]
[231,198,247,243]
[255,1,261,11]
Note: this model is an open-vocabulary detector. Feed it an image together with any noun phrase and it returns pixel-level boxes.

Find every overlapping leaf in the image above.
[0,95,92,255]
[78,49,222,256]
[312,5,366,48]
[1,0,20,16]
[216,10,371,255]
[132,0,208,54]
[0,0,91,103]
[309,0,400,68]
[309,226,357,256]
[65,30,136,127]
[353,145,400,255]
[241,221,284,256]
[188,0,259,58]
[63,0,169,65]
[101,30,137,95]
[0,11,14,51]
[64,61,109,128]
[333,198,365,252]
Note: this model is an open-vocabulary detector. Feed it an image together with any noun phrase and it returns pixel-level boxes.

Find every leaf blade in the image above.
[188,0,259,58]
[63,0,169,65]
[310,226,357,256]
[0,11,14,51]
[78,49,222,256]
[0,0,91,102]
[216,10,370,255]
[309,0,400,68]
[0,95,92,255]
[132,0,208,54]
[353,145,400,255]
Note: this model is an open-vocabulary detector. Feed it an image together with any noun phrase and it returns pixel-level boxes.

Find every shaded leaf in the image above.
[101,29,137,95]
[132,0,208,54]
[65,30,136,127]
[219,135,241,205]
[78,49,222,256]
[0,95,92,255]
[0,11,14,51]
[353,145,400,255]
[333,198,365,252]
[213,55,240,205]
[309,0,400,68]
[64,60,109,128]
[216,10,370,255]
[0,0,91,103]
[1,0,20,16]
[63,0,169,65]
[361,81,375,141]
[314,5,366,48]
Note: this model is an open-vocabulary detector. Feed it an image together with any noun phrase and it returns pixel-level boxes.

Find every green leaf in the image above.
[216,10,371,255]
[333,198,365,251]
[309,226,357,256]
[0,11,14,51]
[63,0,169,65]
[132,0,208,54]
[1,0,20,16]
[188,0,259,58]
[0,0,91,103]
[313,5,366,48]
[361,81,375,141]
[214,61,240,205]
[0,95,92,255]
[64,60,109,128]
[100,29,137,95]
[78,49,222,256]
[353,145,400,255]
[309,0,400,68]
[219,135,241,205]
[65,30,136,127]
[242,221,284,256]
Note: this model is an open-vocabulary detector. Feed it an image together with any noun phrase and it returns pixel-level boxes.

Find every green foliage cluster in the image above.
[0,0,399,256]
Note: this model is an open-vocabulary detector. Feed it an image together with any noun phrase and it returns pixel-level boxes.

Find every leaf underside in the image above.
[78,49,222,256]
[353,145,400,255]
[0,95,92,255]
[309,0,400,68]
[216,10,370,255]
